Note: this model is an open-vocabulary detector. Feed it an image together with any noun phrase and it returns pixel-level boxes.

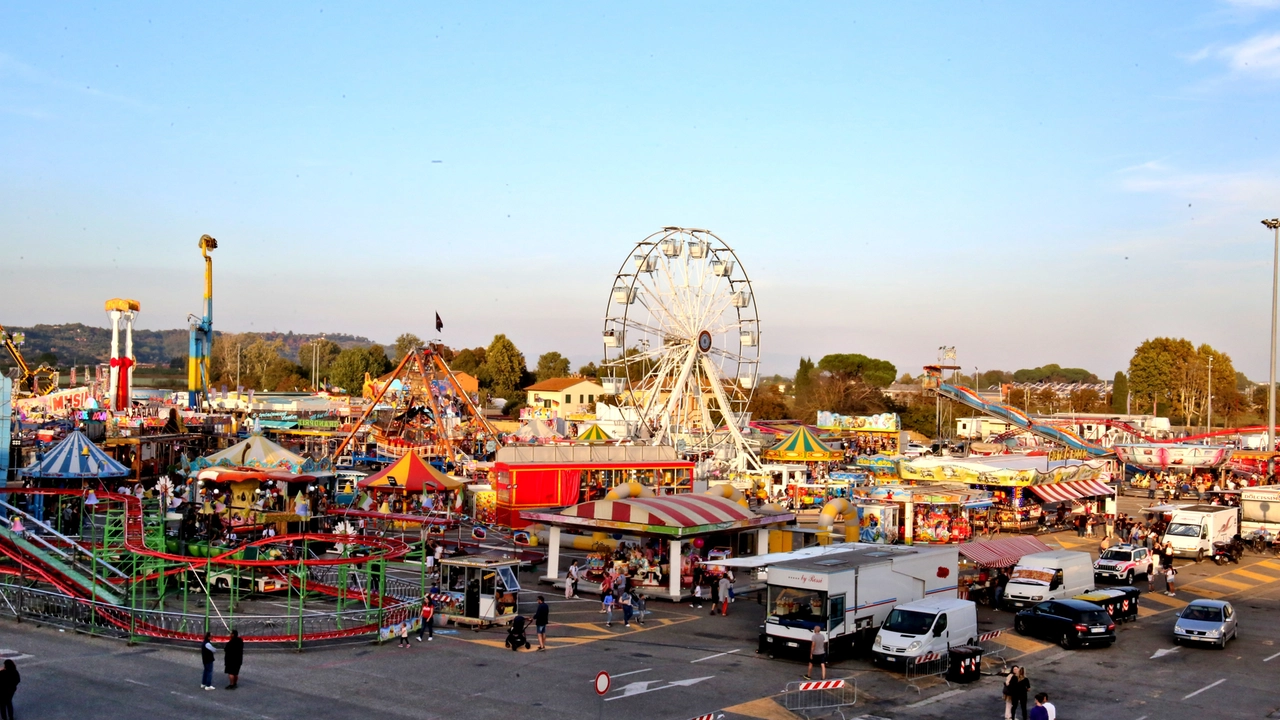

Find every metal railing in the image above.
[978,630,1008,675]
[904,651,951,694]
[0,580,416,643]
[779,678,857,719]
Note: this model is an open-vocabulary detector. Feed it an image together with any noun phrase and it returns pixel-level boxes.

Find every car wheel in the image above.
[1172,638,1180,646]
[1196,549,1204,564]
[1124,570,1134,585]
[1015,618,1027,634]
[1059,632,1074,650]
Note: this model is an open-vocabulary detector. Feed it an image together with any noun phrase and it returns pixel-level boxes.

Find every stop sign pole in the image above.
[594,671,610,720]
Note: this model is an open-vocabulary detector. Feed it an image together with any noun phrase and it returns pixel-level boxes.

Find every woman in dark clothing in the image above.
[1004,665,1030,720]
[224,630,244,690]
[0,658,20,720]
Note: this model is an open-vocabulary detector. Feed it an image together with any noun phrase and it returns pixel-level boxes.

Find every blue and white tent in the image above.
[19,430,130,479]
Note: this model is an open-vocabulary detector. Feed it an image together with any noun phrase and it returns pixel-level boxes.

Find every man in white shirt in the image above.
[1035,692,1056,720]
[805,626,828,680]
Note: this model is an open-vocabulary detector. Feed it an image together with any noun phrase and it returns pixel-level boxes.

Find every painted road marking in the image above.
[1258,560,1280,571]
[1137,606,1161,618]
[604,676,715,702]
[721,697,801,720]
[993,632,1051,654]
[1198,576,1253,592]
[904,688,966,708]
[1186,587,1226,599]
[1264,651,1280,662]
[0,650,32,661]
[611,668,652,678]
[1150,647,1179,659]
[1183,678,1226,700]
[692,649,741,663]
[1231,568,1279,583]
[1140,593,1187,608]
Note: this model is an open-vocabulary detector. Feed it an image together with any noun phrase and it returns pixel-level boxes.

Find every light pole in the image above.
[1266,218,1280,453]
[1206,355,1212,436]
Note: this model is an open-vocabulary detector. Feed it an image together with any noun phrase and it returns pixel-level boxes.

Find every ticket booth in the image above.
[438,554,522,627]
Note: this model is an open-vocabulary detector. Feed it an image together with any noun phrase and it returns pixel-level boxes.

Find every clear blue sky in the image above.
[2,2,1279,380]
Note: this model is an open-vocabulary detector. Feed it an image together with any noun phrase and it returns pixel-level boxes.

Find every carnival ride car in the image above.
[436,554,522,629]
[1,323,58,396]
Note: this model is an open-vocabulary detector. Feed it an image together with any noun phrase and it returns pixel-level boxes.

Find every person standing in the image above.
[398,621,411,648]
[690,583,704,609]
[566,560,580,599]
[0,659,19,720]
[224,629,243,690]
[200,633,217,690]
[718,574,732,617]
[1165,564,1178,596]
[804,626,827,680]
[418,596,435,642]
[1036,692,1056,720]
[620,591,634,628]
[533,595,549,651]
[709,573,721,615]
[1029,694,1049,720]
[1006,666,1030,720]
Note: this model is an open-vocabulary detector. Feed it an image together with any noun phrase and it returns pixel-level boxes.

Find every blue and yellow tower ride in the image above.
[187,234,217,408]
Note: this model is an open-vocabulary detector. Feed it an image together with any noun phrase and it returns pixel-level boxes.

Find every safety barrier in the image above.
[978,630,1007,675]
[780,677,857,719]
[904,651,950,694]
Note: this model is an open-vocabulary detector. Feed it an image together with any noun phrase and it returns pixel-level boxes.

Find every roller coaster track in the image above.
[0,488,416,643]
[934,383,1112,457]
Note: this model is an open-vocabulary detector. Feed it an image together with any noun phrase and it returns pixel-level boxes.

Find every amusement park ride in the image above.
[601,227,762,470]
[187,234,216,409]
[0,323,58,397]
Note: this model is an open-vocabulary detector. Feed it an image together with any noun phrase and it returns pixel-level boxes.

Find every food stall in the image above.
[855,484,990,545]
[437,554,522,628]
[956,535,1054,604]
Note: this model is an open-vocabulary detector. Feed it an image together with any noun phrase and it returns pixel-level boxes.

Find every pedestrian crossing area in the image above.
[0,648,33,662]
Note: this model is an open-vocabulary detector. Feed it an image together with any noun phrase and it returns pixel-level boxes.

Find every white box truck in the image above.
[1163,504,1239,561]
[1002,550,1094,610]
[1240,487,1280,535]
[756,544,959,661]
[871,597,978,668]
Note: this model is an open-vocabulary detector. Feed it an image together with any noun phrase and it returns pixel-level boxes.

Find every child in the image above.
[602,591,616,627]
[690,583,704,609]
[397,622,411,648]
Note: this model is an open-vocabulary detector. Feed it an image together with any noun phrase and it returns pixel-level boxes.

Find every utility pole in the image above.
[1207,355,1213,436]
[1266,218,1280,453]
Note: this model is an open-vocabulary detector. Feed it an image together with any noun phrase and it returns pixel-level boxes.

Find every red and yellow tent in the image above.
[358,453,466,492]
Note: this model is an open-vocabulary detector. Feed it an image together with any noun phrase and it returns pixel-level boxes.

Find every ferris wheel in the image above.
[601,227,761,467]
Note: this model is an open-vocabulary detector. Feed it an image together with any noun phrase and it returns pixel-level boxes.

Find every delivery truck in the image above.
[1162,504,1239,562]
[754,544,959,661]
[1002,550,1094,610]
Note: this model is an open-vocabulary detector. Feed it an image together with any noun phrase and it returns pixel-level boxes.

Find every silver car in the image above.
[1173,599,1237,648]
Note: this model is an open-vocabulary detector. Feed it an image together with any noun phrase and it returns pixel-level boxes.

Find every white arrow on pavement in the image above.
[605,676,715,701]
[1150,647,1180,659]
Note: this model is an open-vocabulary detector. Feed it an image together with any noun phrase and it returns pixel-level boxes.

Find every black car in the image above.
[1014,599,1116,649]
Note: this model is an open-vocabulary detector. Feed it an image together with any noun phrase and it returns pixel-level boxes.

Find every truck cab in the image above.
[1163,505,1239,561]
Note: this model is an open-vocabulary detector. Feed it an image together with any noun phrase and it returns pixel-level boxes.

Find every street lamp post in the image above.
[1266,219,1280,453]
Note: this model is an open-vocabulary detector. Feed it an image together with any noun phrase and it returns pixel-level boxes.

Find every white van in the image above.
[872,597,978,668]
[1163,505,1239,561]
[1002,550,1094,610]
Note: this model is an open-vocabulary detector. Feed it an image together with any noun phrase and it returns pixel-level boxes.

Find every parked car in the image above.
[904,443,930,457]
[1014,599,1115,649]
[1093,544,1153,584]
[1173,599,1238,648]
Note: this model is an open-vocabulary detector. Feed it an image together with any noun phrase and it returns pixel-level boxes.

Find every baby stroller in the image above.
[505,615,532,651]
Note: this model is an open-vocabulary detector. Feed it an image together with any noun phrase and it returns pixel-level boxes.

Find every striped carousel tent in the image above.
[762,426,840,462]
[576,424,612,443]
[521,494,793,537]
[357,452,466,492]
[188,433,333,476]
[19,430,130,479]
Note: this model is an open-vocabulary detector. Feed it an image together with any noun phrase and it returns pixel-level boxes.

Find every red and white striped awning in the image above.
[1029,479,1114,503]
[958,535,1054,568]
[560,494,755,528]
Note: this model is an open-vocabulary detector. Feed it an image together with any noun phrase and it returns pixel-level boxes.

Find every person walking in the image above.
[690,583,704,609]
[1036,692,1056,720]
[200,633,217,690]
[804,626,827,680]
[398,621,412,648]
[533,595,550,650]
[1005,666,1030,720]
[620,591,634,628]
[1165,564,1178,596]
[1030,693,1050,720]
[709,573,721,615]
[418,596,435,642]
[718,574,732,617]
[631,589,647,625]
[224,629,243,690]
[602,591,616,627]
[0,659,19,720]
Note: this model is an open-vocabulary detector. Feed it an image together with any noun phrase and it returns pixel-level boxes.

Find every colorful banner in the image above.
[899,458,1105,487]
[15,386,95,414]
[816,411,899,432]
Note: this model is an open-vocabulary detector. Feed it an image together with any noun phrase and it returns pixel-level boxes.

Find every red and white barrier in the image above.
[978,630,1002,642]
[797,679,846,691]
[915,652,943,665]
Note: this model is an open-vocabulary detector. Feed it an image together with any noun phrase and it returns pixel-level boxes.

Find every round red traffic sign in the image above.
[594,671,611,696]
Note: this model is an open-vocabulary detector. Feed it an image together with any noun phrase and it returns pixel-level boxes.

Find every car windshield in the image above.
[1166,523,1201,537]
[882,609,936,635]
[1099,549,1132,561]
[1080,610,1112,625]
[1182,606,1223,622]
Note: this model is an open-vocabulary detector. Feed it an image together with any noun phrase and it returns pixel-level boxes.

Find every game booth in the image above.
[433,554,523,629]
[491,444,695,527]
[816,411,902,457]
[523,493,795,600]
[855,484,991,545]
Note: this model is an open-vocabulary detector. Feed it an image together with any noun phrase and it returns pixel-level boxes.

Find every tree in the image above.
[746,384,790,421]
[578,362,600,378]
[393,333,423,362]
[816,353,897,389]
[482,334,526,393]
[1111,371,1128,414]
[1128,338,1194,416]
[36,351,57,366]
[1012,364,1099,384]
[299,338,342,377]
[535,351,571,382]
[327,345,393,394]
[451,348,485,376]
[793,357,816,398]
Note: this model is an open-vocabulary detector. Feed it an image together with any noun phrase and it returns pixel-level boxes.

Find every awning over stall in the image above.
[1028,479,1114,503]
[958,535,1054,568]
[521,494,794,537]
[19,430,130,479]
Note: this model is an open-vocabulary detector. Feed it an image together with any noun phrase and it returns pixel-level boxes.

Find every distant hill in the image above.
[0,323,375,367]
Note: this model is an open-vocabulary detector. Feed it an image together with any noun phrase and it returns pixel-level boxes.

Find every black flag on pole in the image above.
[435,312,444,332]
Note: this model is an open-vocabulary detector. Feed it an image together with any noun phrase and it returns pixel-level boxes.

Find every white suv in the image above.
[1093,544,1152,585]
